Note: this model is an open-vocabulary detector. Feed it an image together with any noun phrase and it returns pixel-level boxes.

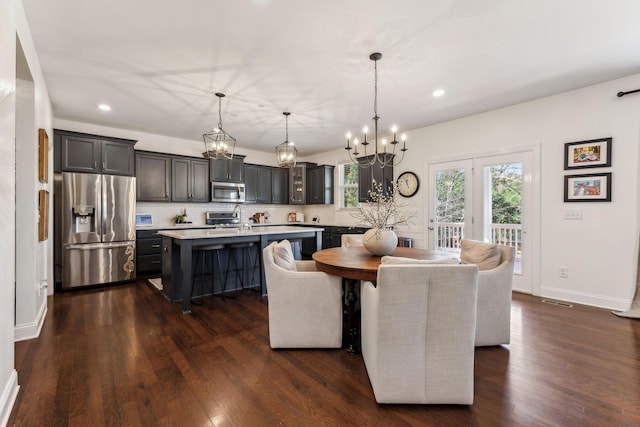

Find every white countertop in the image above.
[157,225,324,240]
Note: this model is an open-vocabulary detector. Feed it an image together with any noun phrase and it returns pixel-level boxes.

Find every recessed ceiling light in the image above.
[98,104,111,111]
[432,89,446,97]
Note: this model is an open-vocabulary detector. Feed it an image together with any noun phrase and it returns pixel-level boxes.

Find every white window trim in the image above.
[337,162,360,210]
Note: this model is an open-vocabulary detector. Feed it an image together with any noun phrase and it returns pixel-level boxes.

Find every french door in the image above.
[427,150,537,293]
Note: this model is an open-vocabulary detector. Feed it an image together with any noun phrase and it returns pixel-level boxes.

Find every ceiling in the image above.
[21,0,640,156]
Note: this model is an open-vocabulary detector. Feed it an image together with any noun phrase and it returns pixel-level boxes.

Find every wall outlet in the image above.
[559,267,569,278]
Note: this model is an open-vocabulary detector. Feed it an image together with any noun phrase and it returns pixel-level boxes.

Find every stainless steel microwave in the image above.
[211,181,245,203]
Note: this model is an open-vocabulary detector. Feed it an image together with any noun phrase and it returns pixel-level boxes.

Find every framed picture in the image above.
[38,128,48,183]
[564,173,611,202]
[564,137,611,170]
[38,190,49,241]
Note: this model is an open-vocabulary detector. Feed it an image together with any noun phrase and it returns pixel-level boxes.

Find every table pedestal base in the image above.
[345,279,359,355]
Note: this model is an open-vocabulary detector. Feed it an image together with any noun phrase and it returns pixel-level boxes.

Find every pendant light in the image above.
[345,52,407,167]
[275,112,297,167]
[203,92,236,160]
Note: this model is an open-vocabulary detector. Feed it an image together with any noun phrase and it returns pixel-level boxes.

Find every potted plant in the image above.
[351,181,416,255]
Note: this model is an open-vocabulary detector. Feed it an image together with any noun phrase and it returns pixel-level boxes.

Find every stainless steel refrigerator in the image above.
[61,172,136,289]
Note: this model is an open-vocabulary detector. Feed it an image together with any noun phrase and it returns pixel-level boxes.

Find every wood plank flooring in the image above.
[9,280,640,426]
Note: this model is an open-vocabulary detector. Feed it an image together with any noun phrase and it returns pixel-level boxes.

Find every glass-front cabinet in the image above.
[289,163,308,204]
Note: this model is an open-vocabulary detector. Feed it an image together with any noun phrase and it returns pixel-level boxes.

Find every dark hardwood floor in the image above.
[9,280,640,426]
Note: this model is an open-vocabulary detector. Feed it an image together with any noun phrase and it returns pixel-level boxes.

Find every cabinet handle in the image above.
[94,161,97,168]
[151,244,160,248]
[151,260,160,264]
[103,162,106,169]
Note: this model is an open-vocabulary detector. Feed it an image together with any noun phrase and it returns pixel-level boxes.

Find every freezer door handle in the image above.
[65,242,135,250]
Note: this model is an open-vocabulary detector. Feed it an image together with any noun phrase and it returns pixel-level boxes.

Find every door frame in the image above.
[424,145,541,295]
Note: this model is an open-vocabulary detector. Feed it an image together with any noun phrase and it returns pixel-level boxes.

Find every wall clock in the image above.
[397,171,420,197]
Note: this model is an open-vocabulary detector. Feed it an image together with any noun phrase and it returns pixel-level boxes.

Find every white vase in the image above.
[362,228,398,256]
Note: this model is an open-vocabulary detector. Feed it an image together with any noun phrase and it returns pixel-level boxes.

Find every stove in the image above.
[205,211,240,227]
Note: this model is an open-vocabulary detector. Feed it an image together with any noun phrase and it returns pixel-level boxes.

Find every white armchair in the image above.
[263,241,343,349]
[361,264,479,404]
[460,239,515,346]
[341,234,364,247]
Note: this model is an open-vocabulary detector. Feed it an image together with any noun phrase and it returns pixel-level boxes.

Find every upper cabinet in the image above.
[55,130,136,176]
[135,151,172,202]
[271,167,289,204]
[135,151,209,203]
[358,154,394,202]
[244,164,289,205]
[307,165,334,205]
[289,163,308,205]
[210,155,244,182]
[171,157,210,202]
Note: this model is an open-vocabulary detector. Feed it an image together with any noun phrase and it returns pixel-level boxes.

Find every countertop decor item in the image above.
[351,181,416,256]
[345,52,407,168]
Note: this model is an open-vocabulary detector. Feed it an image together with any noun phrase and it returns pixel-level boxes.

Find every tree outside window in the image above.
[339,163,359,209]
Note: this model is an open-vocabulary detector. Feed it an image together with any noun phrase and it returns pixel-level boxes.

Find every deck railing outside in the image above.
[435,222,522,253]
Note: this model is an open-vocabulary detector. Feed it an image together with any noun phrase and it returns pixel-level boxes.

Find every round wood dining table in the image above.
[312,246,459,354]
[312,246,456,282]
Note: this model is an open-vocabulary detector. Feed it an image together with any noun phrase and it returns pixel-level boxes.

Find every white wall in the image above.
[1,0,54,423]
[304,74,640,311]
[14,0,54,340]
[0,0,18,422]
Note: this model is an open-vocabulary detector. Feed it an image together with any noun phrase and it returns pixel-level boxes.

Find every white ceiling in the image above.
[21,0,640,156]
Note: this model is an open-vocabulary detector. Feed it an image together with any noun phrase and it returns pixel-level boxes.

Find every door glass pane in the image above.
[434,168,466,252]
[488,162,523,274]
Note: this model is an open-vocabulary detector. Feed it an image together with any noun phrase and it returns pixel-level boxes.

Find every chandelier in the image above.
[275,112,297,167]
[203,92,236,160]
[345,52,407,168]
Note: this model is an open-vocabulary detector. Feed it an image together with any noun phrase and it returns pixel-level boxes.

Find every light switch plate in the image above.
[563,209,583,220]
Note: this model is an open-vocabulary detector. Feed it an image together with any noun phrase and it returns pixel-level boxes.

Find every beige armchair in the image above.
[361,264,479,404]
[263,241,343,349]
[341,233,364,247]
[460,239,515,346]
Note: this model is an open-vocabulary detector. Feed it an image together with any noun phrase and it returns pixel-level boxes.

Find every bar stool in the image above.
[191,243,225,304]
[224,242,260,296]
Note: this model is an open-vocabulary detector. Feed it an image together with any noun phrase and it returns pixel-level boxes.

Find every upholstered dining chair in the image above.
[459,239,515,346]
[341,233,364,247]
[361,263,479,404]
[263,240,343,349]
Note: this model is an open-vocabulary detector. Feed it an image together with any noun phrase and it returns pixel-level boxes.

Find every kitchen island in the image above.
[158,226,323,313]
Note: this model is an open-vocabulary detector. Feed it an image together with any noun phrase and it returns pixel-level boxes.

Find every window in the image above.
[338,162,359,209]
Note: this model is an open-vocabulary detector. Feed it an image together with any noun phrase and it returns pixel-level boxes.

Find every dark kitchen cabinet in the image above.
[135,151,172,202]
[256,167,272,204]
[307,165,334,204]
[243,164,288,204]
[244,164,258,203]
[289,163,310,204]
[210,155,244,182]
[136,229,163,278]
[172,157,209,202]
[358,154,394,202]
[56,130,135,176]
[271,167,289,204]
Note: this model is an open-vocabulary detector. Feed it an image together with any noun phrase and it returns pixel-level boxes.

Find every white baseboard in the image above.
[540,285,631,311]
[0,369,19,427]
[14,298,47,342]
